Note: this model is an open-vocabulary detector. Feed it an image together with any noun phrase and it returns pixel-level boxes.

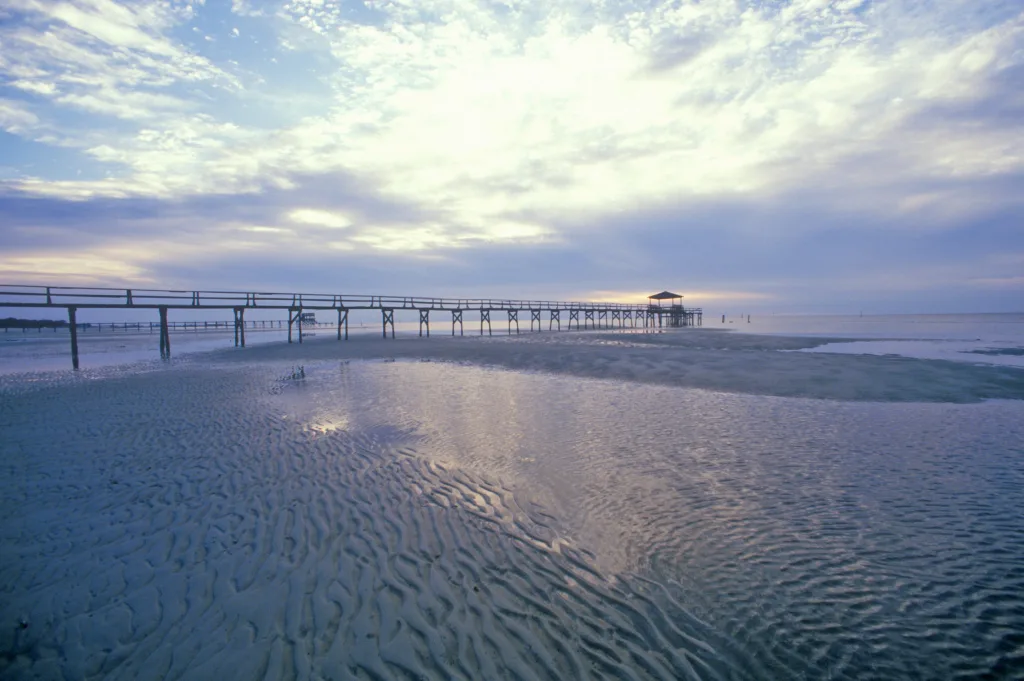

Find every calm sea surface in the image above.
[734,313,1024,368]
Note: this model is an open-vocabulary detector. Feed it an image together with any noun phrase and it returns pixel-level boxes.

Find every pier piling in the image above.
[158,306,170,358]
[233,307,246,347]
[550,310,560,330]
[287,308,304,343]
[337,308,348,340]
[68,307,79,370]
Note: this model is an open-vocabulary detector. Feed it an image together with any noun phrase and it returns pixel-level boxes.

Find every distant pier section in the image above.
[0,285,702,369]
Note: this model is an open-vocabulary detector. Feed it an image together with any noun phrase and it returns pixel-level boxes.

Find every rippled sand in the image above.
[2,333,1023,679]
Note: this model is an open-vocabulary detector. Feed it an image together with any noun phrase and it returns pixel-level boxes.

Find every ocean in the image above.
[1,314,1022,679]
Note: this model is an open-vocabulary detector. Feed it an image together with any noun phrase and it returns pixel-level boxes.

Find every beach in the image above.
[2,322,1024,679]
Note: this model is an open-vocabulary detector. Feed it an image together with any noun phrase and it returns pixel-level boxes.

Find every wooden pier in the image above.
[0,285,703,369]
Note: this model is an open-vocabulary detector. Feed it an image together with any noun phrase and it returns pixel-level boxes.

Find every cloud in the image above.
[0,0,1022,310]
[0,98,40,134]
[287,208,352,229]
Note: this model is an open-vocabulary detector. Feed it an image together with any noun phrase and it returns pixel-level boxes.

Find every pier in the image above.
[0,285,703,369]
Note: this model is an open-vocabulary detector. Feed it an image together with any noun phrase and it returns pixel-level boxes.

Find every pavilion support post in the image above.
[68,307,79,370]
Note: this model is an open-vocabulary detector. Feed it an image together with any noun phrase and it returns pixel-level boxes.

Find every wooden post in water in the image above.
[233,307,246,347]
[288,307,304,343]
[68,307,79,370]
[549,309,560,330]
[337,308,348,340]
[419,309,430,337]
[159,306,170,358]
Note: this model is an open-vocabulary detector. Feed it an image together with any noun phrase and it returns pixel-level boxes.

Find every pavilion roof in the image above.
[648,290,683,300]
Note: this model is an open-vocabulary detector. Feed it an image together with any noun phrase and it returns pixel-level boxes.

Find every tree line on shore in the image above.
[1,317,71,329]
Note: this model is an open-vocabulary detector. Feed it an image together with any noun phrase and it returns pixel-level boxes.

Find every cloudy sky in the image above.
[0,0,1021,313]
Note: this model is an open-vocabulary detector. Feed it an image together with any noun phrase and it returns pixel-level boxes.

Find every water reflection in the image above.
[277,359,1024,678]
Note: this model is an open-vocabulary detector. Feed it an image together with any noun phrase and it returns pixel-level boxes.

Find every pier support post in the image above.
[452,310,463,336]
[550,310,560,331]
[585,310,595,330]
[507,310,519,335]
[159,306,170,358]
[288,307,303,343]
[530,309,541,332]
[337,308,348,340]
[569,310,579,330]
[480,310,492,336]
[382,309,395,338]
[419,309,430,337]
[233,307,246,347]
[68,307,79,370]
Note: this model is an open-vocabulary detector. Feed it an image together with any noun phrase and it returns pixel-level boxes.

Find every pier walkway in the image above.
[0,285,702,369]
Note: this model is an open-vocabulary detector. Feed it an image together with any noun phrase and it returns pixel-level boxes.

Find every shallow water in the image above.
[735,313,1024,367]
[3,357,1022,679]
[285,360,1024,679]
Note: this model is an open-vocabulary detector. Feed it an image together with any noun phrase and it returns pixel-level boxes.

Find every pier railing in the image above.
[0,285,649,311]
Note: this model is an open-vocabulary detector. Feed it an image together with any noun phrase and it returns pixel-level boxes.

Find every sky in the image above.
[0,0,1022,314]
